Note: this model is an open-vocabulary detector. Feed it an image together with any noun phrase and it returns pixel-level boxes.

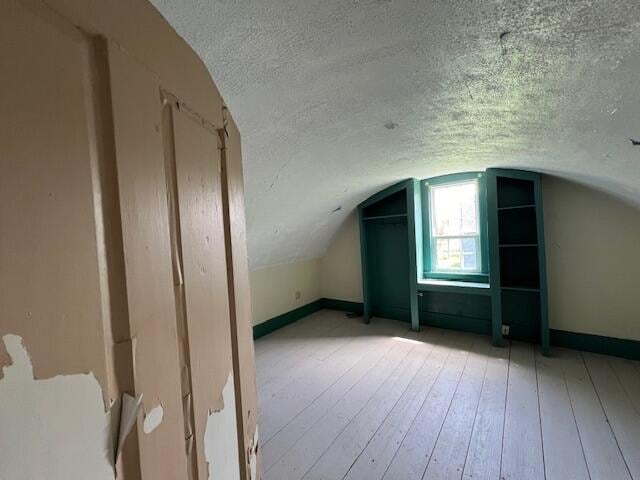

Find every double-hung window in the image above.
[428,178,482,274]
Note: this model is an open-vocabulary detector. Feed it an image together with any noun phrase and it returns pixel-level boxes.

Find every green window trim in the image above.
[421,172,489,282]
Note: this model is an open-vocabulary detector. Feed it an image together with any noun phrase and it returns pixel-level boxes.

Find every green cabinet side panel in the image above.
[366,219,412,322]
[486,170,505,347]
[534,178,550,355]
[358,210,371,321]
[407,179,421,331]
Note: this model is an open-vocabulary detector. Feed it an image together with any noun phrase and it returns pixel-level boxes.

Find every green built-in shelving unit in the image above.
[358,179,421,331]
[487,168,549,354]
[358,169,550,355]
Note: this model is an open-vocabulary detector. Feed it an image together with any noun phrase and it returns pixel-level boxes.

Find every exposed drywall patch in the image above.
[0,334,114,480]
[204,372,240,480]
[249,427,259,480]
[143,403,164,434]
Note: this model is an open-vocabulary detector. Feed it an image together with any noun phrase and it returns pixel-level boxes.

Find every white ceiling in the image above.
[151,0,640,269]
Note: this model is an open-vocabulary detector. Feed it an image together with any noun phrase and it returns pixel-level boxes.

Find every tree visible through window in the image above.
[429,180,481,272]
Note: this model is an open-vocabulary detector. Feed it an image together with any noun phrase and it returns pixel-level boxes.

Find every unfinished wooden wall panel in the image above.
[222,112,261,480]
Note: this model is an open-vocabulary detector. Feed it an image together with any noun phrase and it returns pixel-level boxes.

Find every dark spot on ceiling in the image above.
[384,121,398,130]
[499,31,511,56]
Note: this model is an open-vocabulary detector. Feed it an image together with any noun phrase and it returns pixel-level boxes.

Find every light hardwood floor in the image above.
[255,310,640,480]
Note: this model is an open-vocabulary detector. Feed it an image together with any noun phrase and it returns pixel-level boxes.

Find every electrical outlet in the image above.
[501,325,510,336]
[295,290,301,300]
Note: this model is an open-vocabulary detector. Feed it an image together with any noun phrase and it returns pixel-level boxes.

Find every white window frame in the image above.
[428,179,482,273]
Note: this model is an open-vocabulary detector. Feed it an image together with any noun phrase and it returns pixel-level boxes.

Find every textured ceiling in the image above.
[151,0,640,269]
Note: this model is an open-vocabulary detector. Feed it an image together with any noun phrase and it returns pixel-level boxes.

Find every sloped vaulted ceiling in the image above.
[151,0,640,269]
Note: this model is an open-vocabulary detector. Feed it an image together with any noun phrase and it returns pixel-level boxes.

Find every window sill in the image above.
[417,278,491,296]
[424,272,489,283]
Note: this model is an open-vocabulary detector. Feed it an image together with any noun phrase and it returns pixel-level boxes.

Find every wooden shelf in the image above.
[497,204,535,211]
[362,213,408,221]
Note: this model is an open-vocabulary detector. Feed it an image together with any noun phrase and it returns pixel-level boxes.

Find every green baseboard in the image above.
[321,298,364,314]
[253,298,640,360]
[549,329,640,360]
[252,299,324,339]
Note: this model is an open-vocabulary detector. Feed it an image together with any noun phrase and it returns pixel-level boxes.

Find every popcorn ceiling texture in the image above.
[151,0,640,269]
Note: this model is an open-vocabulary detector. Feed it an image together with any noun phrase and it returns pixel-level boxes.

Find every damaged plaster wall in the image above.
[204,372,240,480]
[0,334,114,480]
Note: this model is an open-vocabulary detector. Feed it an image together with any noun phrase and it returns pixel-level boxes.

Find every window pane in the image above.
[463,252,477,269]
[436,237,478,270]
[462,237,476,254]
[431,181,479,236]
[436,238,463,269]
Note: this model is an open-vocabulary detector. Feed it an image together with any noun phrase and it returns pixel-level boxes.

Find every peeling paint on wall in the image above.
[0,334,114,480]
[249,427,259,480]
[204,372,240,480]
[143,404,164,434]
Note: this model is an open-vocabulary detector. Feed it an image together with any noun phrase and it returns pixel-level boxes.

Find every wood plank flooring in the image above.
[256,310,640,480]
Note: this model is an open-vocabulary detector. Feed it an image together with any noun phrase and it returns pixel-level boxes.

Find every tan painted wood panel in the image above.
[223,113,261,478]
[108,42,189,480]
[0,0,111,399]
[172,106,236,480]
[43,0,223,128]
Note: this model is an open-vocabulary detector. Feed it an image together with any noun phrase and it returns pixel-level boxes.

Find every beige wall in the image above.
[317,176,640,341]
[320,213,363,303]
[543,176,640,341]
[250,259,322,325]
